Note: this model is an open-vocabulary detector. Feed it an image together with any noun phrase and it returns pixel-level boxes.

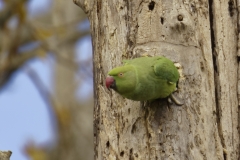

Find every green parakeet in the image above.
[106,56,180,101]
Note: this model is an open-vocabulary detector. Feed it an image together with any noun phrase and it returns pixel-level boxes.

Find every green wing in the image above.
[122,56,179,83]
[153,57,179,83]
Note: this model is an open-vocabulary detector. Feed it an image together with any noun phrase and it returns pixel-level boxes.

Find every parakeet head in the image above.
[106,65,136,95]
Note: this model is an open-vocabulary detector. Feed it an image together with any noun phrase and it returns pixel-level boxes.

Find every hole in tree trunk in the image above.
[148,1,155,10]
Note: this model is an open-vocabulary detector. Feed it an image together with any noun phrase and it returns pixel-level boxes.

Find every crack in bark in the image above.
[93,50,101,159]
[125,0,134,56]
[143,102,151,159]
[208,0,226,159]
[135,40,199,48]
[93,2,104,156]
[236,0,240,159]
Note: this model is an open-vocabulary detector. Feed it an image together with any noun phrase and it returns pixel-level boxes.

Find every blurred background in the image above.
[0,0,93,160]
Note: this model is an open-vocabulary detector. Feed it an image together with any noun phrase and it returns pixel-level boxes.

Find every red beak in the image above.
[105,76,115,89]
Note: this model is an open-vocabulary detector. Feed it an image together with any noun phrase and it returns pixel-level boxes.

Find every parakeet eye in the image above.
[118,73,124,77]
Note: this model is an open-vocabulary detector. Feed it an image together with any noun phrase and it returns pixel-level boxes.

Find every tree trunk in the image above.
[74,0,239,159]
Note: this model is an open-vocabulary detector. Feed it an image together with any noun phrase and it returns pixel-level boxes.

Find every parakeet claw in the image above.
[169,93,184,106]
[167,97,173,104]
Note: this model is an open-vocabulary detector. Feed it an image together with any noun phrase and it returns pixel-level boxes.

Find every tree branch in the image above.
[73,0,94,15]
[0,151,12,160]
[0,0,28,28]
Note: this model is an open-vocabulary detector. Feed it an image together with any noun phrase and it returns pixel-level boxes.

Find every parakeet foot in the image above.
[169,92,184,106]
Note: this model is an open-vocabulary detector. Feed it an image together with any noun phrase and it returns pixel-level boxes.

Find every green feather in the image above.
[107,56,179,101]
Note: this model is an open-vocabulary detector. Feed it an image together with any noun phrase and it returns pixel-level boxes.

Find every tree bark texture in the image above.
[75,0,239,159]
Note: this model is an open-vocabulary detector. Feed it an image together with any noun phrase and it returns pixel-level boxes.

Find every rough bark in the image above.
[75,0,239,159]
[210,0,239,159]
